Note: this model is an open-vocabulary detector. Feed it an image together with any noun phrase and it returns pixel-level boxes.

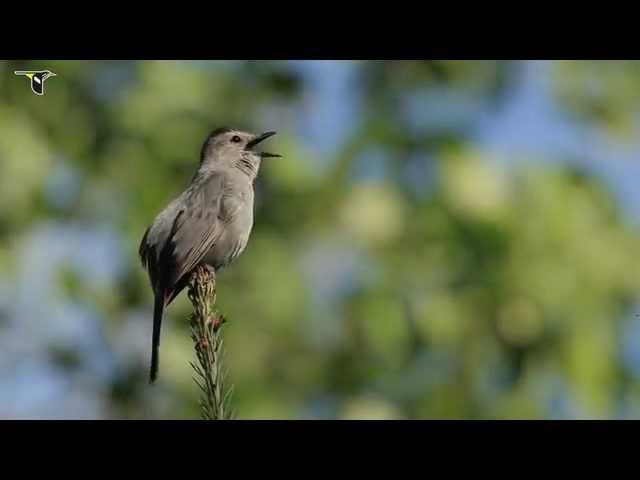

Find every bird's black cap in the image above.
[208,126,234,138]
[200,127,234,161]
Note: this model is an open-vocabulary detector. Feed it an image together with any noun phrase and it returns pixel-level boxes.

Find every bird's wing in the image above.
[157,172,226,296]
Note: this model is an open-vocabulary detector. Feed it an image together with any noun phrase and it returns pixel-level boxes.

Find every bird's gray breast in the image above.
[204,180,254,270]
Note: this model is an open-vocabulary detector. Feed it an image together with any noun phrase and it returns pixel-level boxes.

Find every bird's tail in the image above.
[149,294,165,384]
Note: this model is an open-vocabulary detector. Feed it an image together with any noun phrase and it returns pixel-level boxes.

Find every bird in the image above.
[139,127,280,383]
[14,70,57,95]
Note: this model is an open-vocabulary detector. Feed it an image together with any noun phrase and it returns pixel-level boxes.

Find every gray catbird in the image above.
[139,127,279,383]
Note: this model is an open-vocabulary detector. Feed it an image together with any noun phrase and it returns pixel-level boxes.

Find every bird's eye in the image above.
[231,135,242,143]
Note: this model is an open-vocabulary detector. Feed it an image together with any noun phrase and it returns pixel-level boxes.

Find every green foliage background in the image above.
[1,60,640,419]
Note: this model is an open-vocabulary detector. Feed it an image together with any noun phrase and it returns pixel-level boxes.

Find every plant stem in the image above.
[187,264,235,420]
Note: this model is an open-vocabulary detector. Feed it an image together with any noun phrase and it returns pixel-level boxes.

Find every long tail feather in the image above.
[149,294,165,384]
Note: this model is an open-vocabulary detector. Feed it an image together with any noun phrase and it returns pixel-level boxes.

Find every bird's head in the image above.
[199,127,280,178]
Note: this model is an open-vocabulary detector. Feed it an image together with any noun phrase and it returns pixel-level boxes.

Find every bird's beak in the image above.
[246,131,276,149]
[246,131,281,158]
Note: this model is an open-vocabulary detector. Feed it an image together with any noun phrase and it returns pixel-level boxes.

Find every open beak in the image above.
[246,131,281,158]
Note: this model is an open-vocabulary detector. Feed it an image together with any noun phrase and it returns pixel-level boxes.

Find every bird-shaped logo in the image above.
[14,70,57,96]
